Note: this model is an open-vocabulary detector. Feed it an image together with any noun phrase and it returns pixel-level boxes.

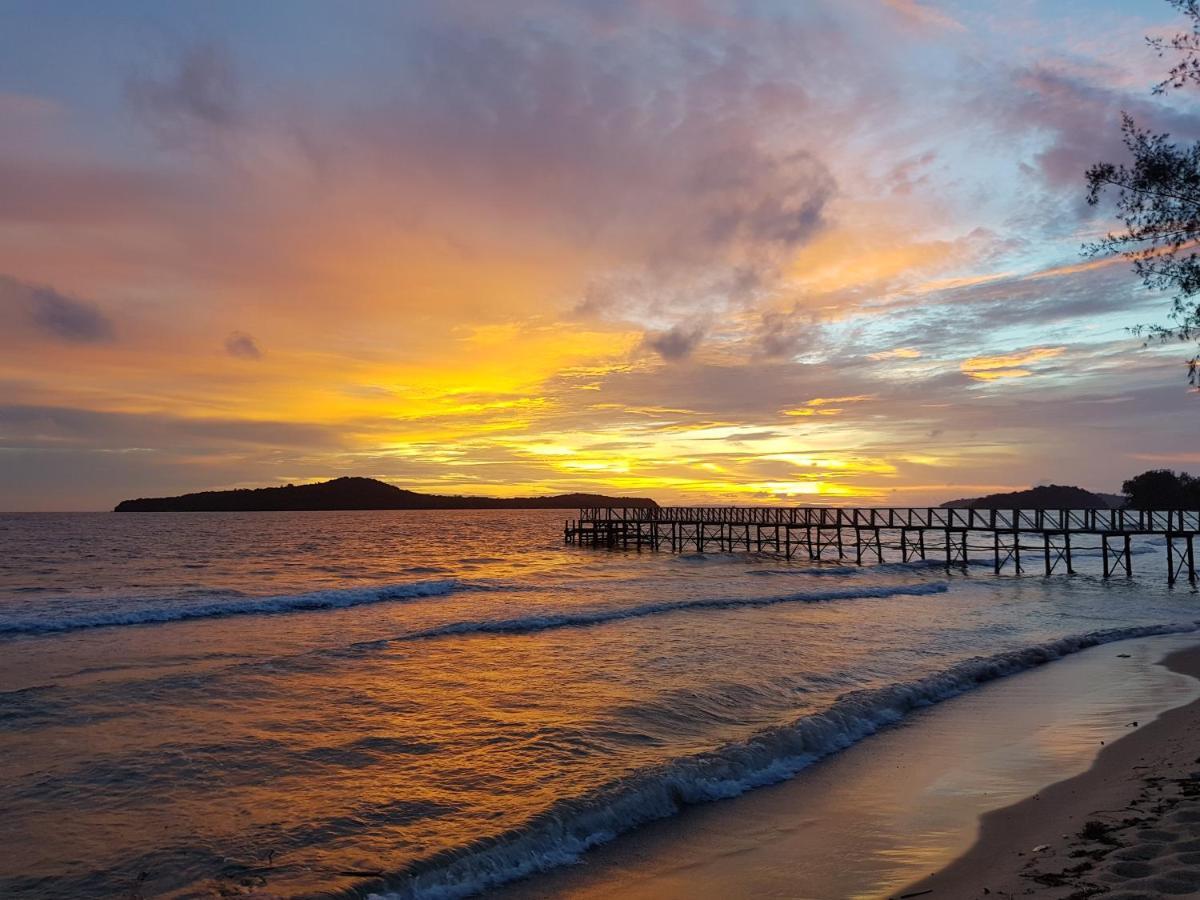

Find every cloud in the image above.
[224,331,262,360]
[881,0,964,31]
[858,256,1153,363]
[0,275,115,343]
[981,63,1200,199]
[328,8,840,329]
[0,156,193,228]
[126,42,240,142]
[869,347,922,360]
[756,308,822,358]
[782,394,872,417]
[960,346,1066,381]
[0,404,334,450]
[644,323,707,361]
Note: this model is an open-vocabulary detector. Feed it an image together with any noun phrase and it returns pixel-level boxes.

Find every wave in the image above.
[0,579,465,637]
[748,560,992,577]
[746,566,859,577]
[402,582,950,641]
[367,621,1200,900]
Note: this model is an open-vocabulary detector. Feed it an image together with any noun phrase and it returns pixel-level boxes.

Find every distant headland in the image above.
[939,484,1124,510]
[114,477,659,512]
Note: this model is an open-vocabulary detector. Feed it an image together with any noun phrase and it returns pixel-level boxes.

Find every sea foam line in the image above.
[400,581,951,641]
[0,579,466,637]
[366,621,1200,900]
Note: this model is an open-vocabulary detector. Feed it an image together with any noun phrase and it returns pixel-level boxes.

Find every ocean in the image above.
[0,509,1196,898]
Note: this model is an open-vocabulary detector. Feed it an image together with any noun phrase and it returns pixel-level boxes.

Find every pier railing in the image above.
[565,506,1200,584]
[577,506,1200,533]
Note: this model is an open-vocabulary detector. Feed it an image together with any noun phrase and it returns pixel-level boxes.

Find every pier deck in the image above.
[564,507,1200,584]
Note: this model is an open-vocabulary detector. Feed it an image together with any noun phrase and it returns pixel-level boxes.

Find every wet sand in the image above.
[494,634,1200,900]
[902,641,1200,899]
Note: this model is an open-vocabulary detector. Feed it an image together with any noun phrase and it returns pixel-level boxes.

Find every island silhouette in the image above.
[938,484,1124,510]
[114,476,659,512]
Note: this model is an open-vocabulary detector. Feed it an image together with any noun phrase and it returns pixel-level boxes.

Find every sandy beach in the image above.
[902,643,1200,900]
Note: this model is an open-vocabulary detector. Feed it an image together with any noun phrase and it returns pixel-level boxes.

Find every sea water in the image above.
[0,509,1195,898]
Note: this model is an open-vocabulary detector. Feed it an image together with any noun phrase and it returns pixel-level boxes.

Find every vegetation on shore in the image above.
[1085,0,1200,383]
[1122,469,1200,509]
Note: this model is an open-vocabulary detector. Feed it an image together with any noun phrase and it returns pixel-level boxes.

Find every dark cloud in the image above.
[984,63,1200,197]
[757,308,821,358]
[643,323,707,361]
[224,331,262,360]
[0,275,115,343]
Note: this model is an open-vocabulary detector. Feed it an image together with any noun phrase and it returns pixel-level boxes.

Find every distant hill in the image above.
[115,477,659,512]
[939,484,1122,510]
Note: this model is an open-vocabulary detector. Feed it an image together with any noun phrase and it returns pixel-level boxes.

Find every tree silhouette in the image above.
[1085,0,1200,385]
[1122,468,1200,508]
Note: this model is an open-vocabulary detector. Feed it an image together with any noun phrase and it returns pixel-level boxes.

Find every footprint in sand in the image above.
[1107,861,1155,878]
[1113,843,1164,860]
[1144,870,1200,894]
[1135,828,1180,842]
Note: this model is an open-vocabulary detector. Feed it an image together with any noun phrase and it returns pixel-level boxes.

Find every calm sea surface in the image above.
[0,510,1196,898]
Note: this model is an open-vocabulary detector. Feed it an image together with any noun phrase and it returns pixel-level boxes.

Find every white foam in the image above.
[403,582,951,641]
[0,579,463,636]
[746,566,859,577]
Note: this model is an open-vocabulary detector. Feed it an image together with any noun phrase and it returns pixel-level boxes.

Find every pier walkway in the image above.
[564,507,1200,584]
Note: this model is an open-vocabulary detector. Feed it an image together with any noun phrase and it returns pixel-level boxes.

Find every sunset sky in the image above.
[2,0,1199,511]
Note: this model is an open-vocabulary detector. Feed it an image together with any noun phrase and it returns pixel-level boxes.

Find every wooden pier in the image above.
[565,507,1200,584]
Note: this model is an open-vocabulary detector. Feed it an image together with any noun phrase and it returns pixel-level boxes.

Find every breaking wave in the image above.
[0,579,466,637]
[402,582,951,641]
[367,621,1200,900]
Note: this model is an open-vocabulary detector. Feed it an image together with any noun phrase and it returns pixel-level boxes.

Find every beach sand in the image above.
[495,634,1200,900]
[900,642,1200,900]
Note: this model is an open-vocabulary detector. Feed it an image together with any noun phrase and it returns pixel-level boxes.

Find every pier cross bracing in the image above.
[565,507,1200,584]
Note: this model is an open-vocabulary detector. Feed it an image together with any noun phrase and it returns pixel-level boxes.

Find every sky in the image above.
[1,0,1199,511]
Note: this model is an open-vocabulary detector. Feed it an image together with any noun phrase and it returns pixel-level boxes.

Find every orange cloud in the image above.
[782,394,872,416]
[960,346,1066,381]
[869,347,923,360]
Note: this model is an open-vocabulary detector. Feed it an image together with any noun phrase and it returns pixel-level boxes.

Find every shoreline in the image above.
[899,642,1200,899]
[489,633,1200,900]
